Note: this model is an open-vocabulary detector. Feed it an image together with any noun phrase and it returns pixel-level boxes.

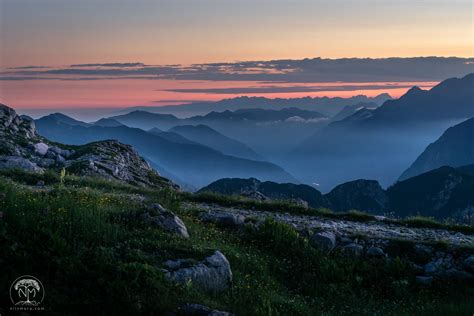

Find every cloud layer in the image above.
[2,57,473,83]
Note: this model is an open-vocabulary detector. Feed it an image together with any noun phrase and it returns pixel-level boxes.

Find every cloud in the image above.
[7,66,52,70]
[3,57,473,83]
[70,62,146,68]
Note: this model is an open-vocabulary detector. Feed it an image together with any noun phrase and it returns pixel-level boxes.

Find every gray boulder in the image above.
[34,142,49,156]
[143,204,189,238]
[164,251,232,292]
[309,231,336,253]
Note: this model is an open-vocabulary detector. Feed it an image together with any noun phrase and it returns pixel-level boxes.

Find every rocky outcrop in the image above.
[141,204,189,238]
[186,202,474,285]
[400,117,474,181]
[388,166,474,221]
[326,179,389,214]
[0,104,176,189]
[309,231,336,253]
[163,251,232,292]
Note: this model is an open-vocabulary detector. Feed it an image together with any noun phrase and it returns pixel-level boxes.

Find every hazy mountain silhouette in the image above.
[115,94,391,118]
[94,118,125,127]
[35,114,297,188]
[169,125,262,160]
[291,74,474,191]
[330,102,378,122]
[399,117,474,180]
[109,107,331,159]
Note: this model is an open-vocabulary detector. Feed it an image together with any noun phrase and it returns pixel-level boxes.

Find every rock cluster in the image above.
[163,251,232,293]
[188,202,474,285]
[0,104,176,189]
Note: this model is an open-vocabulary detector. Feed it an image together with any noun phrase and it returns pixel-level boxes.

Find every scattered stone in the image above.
[366,246,385,258]
[199,211,246,228]
[415,276,433,286]
[143,204,189,238]
[177,303,233,316]
[341,243,364,257]
[34,142,49,156]
[164,251,232,292]
[309,231,336,253]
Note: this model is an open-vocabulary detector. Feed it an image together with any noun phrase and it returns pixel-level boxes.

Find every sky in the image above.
[0,0,473,110]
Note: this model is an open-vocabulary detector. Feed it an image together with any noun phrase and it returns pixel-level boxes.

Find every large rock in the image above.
[34,142,49,156]
[325,179,389,213]
[143,204,189,238]
[309,231,336,253]
[0,156,43,173]
[164,251,232,292]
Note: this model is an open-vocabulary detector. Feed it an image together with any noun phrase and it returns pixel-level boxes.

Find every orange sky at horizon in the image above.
[1,79,438,110]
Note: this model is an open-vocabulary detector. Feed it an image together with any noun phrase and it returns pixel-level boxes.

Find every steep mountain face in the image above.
[326,180,389,214]
[291,74,474,191]
[400,118,474,180]
[330,102,378,122]
[363,73,474,126]
[169,125,262,160]
[388,166,474,222]
[0,104,174,189]
[199,177,328,208]
[35,114,297,188]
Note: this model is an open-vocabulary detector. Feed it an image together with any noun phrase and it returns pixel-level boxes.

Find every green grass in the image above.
[1,171,474,314]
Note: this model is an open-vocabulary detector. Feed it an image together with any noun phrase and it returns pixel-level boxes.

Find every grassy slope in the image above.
[0,170,473,315]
